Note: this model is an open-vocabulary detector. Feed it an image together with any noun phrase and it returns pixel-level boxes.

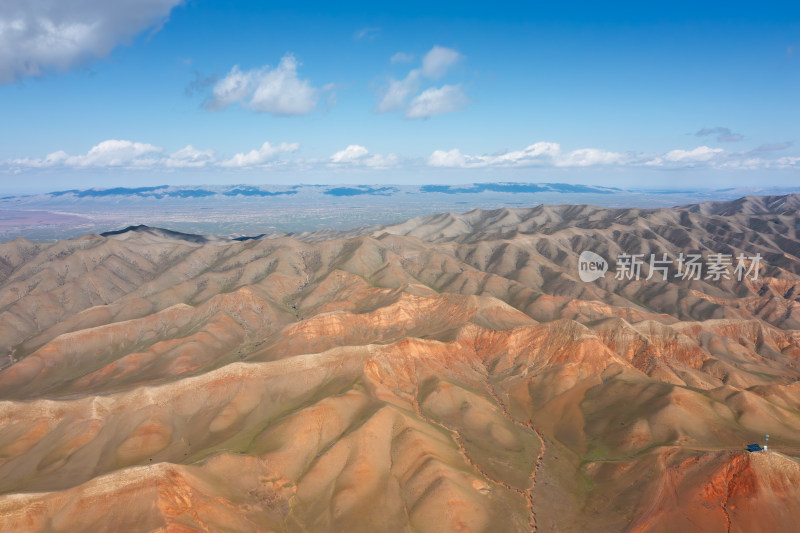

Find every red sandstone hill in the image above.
[0,195,799,532]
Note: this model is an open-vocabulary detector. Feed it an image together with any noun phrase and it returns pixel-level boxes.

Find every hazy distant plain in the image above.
[2,183,799,242]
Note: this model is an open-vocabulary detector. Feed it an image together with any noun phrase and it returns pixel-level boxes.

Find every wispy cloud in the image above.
[378,45,468,119]
[420,45,463,79]
[205,55,325,116]
[406,85,468,119]
[0,0,183,83]
[695,126,743,143]
[354,27,380,40]
[390,52,414,64]
[184,70,218,96]
[377,71,421,113]
[753,142,792,152]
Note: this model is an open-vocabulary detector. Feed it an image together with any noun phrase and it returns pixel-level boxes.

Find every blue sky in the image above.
[0,0,798,191]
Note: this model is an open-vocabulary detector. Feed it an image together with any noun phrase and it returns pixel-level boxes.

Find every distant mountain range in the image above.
[3,182,799,202]
[3,182,631,200]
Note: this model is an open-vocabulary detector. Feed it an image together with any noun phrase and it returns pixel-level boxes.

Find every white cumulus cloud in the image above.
[249,56,318,115]
[645,146,725,167]
[7,139,797,175]
[331,145,369,163]
[9,140,164,169]
[377,45,468,119]
[207,66,253,111]
[0,0,183,83]
[72,139,162,167]
[429,142,567,168]
[427,142,800,171]
[165,145,215,168]
[663,146,724,162]
[556,148,625,167]
[219,141,299,168]
[428,142,630,168]
[329,145,399,169]
[206,55,322,116]
[427,149,468,168]
[7,139,220,171]
[4,139,310,172]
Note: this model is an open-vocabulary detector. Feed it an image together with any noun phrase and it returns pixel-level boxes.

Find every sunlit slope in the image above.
[0,195,799,532]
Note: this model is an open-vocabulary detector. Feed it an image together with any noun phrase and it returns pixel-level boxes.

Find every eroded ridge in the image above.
[1,195,800,532]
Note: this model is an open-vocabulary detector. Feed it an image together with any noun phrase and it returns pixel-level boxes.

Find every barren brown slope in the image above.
[0,194,799,532]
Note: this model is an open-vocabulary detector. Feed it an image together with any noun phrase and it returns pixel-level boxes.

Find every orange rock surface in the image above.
[1,195,799,531]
